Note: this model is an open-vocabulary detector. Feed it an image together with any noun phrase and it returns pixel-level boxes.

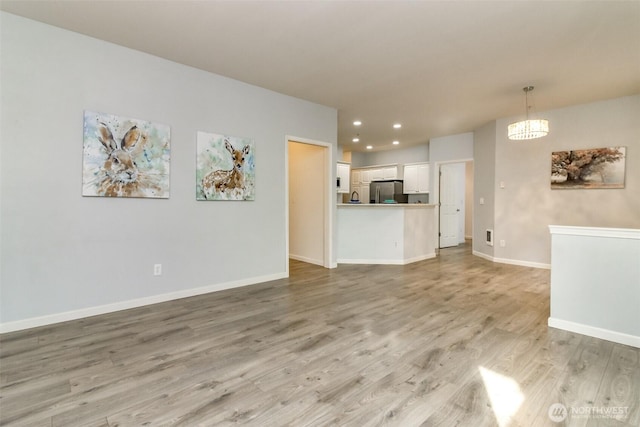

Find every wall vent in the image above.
[486,229,494,246]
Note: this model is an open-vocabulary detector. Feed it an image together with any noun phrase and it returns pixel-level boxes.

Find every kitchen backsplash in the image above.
[408,194,429,204]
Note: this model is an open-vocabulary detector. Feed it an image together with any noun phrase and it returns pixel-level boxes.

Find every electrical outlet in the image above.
[500,240,506,247]
[154,264,162,276]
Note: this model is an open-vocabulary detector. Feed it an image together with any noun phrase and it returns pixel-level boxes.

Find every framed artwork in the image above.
[196,132,255,201]
[82,111,170,198]
[551,147,626,189]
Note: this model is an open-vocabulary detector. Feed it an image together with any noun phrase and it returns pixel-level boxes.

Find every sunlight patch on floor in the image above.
[479,366,524,427]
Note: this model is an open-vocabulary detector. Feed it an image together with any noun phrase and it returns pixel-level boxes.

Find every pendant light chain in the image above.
[507,86,549,140]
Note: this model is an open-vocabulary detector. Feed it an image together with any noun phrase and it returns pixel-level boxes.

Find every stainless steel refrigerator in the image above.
[369,180,408,204]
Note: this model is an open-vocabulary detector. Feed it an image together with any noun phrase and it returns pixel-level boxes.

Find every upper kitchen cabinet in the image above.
[404,163,429,194]
[352,164,399,184]
[337,162,351,194]
[350,164,400,203]
[382,167,398,180]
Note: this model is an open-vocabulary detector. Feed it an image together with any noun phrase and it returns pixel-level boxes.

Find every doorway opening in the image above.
[286,138,332,272]
[437,161,474,249]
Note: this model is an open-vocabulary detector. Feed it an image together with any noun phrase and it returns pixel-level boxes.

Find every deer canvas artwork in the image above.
[83,111,170,198]
[196,132,255,201]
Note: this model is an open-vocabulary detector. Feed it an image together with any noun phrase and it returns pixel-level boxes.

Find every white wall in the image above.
[429,132,474,245]
[0,13,337,329]
[493,95,640,266]
[473,121,497,259]
[465,162,474,239]
[429,133,474,163]
[474,95,639,267]
[349,144,429,168]
[549,226,640,348]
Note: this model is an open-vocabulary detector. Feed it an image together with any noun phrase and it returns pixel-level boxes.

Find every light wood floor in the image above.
[1,243,638,426]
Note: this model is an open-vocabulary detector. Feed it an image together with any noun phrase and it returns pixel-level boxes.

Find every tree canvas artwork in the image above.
[196,132,255,201]
[551,147,626,189]
[83,111,171,198]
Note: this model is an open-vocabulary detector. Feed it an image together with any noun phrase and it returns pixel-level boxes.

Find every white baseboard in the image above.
[472,250,494,262]
[548,317,640,348]
[289,254,325,266]
[405,253,437,264]
[0,272,288,334]
[338,252,436,265]
[472,250,550,269]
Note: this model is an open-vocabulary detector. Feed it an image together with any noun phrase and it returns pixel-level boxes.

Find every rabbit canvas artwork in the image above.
[83,111,170,198]
[196,132,255,201]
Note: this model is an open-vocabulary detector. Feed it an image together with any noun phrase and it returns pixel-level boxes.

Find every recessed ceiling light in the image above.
[352,137,360,142]
[393,123,402,129]
[366,145,373,150]
[392,140,399,145]
[353,120,362,126]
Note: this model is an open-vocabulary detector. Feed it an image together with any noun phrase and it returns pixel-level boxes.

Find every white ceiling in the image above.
[2,1,639,152]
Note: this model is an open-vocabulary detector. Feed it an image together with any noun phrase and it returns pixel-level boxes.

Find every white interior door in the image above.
[439,163,462,248]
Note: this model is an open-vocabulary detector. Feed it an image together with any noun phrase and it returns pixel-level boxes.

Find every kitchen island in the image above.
[337,203,437,265]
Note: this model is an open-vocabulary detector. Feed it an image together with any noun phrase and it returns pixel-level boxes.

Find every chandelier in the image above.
[508,86,549,140]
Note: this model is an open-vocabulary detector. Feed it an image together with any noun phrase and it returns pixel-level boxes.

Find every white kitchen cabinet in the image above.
[358,184,370,204]
[416,164,429,191]
[382,166,398,180]
[403,163,429,194]
[404,166,418,193]
[337,162,350,194]
[370,166,398,181]
[349,170,368,203]
[370,168,384,181]
[350,184,369,203]
[350,165,399,202]
[351,169,361,186]
[361,169,372,184]
[352,165,398,181]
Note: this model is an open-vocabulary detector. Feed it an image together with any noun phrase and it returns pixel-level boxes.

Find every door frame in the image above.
[285,135,335,273]
[433,158,473,248]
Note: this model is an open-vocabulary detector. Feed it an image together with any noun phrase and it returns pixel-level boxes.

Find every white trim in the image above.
[549,225,640,240]
[473,250,494,262]
[337,203,435,209]
[403,161,430,167]
[493,256,550,270]
[548,317,640,348]
[351,162,399,169]
[0,272,286,334]
[286,135,336,270]
[289,254,324,266]
[472,250,550,269]
[433,159,474,249]
[338,253,436,265]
